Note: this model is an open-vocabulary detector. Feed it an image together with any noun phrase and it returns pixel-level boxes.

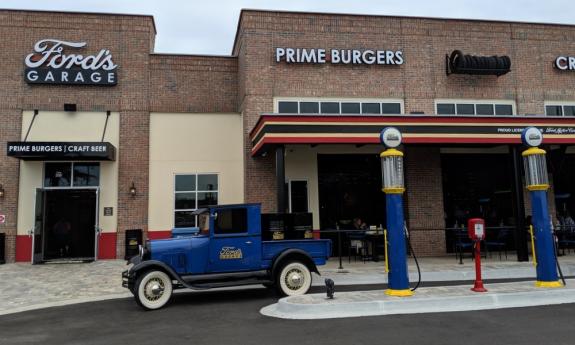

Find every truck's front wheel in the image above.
[134,270,173,310]
[277,262,312,296]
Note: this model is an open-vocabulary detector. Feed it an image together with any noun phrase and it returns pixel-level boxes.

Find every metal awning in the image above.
[249,114,575,156]
[7,142,116,161]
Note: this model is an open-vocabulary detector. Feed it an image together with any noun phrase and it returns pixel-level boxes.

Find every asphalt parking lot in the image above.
[1,285,575,345]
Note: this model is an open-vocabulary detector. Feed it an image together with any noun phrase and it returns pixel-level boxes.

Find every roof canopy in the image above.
[249,114,575,156]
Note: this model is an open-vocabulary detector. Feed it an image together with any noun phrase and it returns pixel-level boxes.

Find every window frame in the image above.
[544,102,575,117]
[174,173,219,228]
[42,162,101,189]
[434,99,516,116]
[275,98,404,115]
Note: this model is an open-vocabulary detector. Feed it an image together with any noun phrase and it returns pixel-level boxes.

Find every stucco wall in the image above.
[17,111,120,236]
[148,113,244,232]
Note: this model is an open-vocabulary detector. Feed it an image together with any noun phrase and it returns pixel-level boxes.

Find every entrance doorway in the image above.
[318,154,385,230]
[33,189,98,263]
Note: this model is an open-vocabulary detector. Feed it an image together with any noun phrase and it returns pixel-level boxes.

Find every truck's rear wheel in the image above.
[277,262,312,296]
[134,270,173,310]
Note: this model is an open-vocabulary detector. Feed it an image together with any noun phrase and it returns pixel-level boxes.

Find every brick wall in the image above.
[235,10,575,216]
[0,10,156,262]
[149,55,238,113]
[233,10,575,259]
[404,147,446,256]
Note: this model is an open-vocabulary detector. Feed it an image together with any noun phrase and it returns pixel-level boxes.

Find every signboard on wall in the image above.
[24,39,118,85]
[6,142,116,161]
[275,47,404,65]
[555,56,575,71]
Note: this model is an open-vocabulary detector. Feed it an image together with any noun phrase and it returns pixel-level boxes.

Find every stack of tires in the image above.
[449,50,511,76]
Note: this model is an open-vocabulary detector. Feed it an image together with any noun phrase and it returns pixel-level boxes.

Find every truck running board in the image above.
[190,279,273,289]
[181,270,269,285]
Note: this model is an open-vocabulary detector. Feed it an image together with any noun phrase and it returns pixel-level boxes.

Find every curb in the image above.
[261,283,575,319]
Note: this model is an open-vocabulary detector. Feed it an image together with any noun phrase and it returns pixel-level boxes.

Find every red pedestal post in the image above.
[471,241,488,292]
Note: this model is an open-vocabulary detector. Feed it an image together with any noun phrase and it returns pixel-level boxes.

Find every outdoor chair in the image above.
[347,231,368,263]
[557,225,575,255]
[485,228,511,260]
[453,229,474,264]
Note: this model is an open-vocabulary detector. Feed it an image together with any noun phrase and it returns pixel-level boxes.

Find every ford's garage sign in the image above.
[24,39,118,85]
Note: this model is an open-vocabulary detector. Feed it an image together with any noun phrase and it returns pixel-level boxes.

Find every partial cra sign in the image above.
[0,215,6,224]
[275,47,404,65]
[554,56,575,70]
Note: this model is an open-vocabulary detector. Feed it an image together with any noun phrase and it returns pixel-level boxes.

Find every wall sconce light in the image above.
[129,182,137,197]
[64,103,77,112]
[0,184,4,198]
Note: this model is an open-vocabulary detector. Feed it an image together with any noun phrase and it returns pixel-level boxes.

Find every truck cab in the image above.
[123,203,331,310]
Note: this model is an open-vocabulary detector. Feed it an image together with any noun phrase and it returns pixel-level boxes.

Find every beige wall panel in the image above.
[149,113,244,231]
[18,111,119,235]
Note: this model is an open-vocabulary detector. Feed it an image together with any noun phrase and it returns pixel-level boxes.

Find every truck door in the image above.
[208,207,261,272]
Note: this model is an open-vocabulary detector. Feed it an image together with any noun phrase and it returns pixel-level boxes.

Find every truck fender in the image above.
[130,260,191,289]
[271,249,319,278]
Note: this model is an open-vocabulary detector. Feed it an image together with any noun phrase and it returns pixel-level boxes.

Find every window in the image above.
[278,101,298,114]
[436,103,455,115]
[362,103,381,114]
[277,99,403,115]
[299,102,319,114]
[381,103,401,114]
[341,102,361,114]
[289,180,309,213]
[214,208,247,234]
[44,162,100,187]
[545,104,575,117]
[456,104,474,115]
[476,104,494,115]
[320,102,339,113]
[436,101,515,115]
[73,163,100,186]
[174,174,218,228]
[495,104,513,115]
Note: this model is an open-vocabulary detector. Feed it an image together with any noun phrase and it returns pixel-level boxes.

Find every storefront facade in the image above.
[1,9,575,262]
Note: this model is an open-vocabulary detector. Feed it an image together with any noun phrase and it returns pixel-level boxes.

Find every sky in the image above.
[2,1,574,55]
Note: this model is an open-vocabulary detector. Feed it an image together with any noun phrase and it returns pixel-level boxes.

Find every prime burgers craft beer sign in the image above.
[24,39,118,86]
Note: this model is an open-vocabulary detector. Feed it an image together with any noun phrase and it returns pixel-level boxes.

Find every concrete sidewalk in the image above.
[261,279,575,319]
[316,255,575,285]
[1,255,574,315]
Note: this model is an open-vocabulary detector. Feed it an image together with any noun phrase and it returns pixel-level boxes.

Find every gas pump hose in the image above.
[552,231,567,286]
[404,225,421,292]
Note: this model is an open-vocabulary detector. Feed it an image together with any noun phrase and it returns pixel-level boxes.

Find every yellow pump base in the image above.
[385,289,414,297]
[535,280,563,288]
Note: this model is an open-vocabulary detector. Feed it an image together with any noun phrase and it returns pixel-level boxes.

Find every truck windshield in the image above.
[198,213,210,235]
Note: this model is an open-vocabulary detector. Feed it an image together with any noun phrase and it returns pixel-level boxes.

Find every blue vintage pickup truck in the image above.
[122,203,331,310]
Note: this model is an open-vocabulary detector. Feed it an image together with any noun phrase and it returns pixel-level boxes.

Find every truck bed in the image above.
[261,239,331,267]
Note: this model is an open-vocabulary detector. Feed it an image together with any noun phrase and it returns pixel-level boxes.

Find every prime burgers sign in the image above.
[24,39,118,86]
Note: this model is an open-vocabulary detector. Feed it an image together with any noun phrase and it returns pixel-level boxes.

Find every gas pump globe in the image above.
[379,127,412,296]
[381,150,404,193]
[521,127,562,288]
[522,147,549,190]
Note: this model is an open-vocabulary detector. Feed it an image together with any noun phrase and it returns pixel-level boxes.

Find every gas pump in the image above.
[521,127,563,288]
[380,127,413,297]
